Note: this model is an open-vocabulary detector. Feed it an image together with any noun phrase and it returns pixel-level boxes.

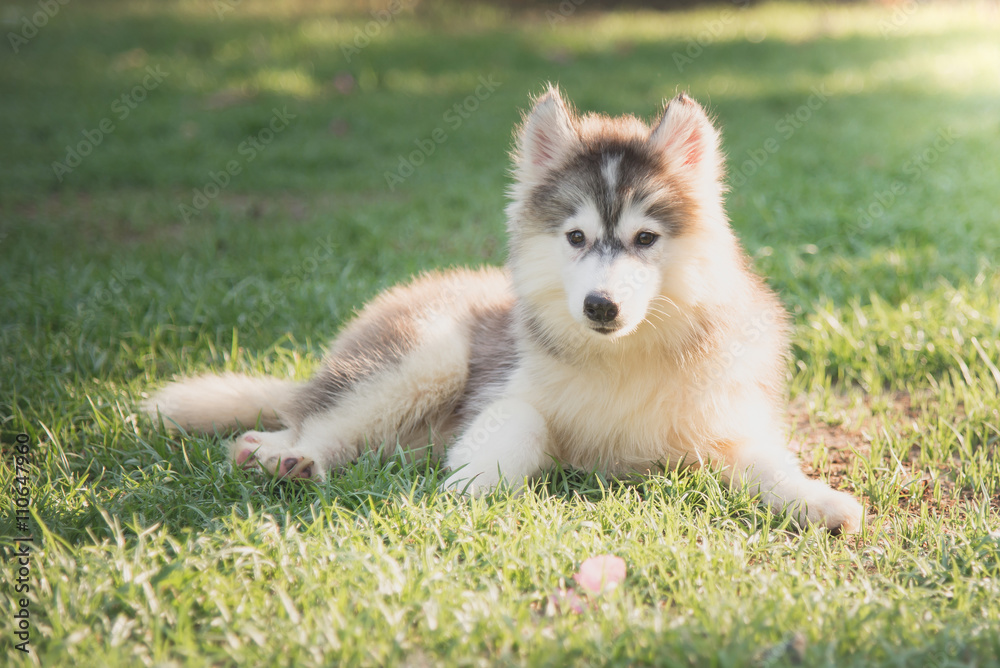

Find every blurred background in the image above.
[2,6,1000,663]
[1,0,998,385]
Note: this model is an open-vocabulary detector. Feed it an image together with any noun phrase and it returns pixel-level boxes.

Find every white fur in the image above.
[556,204,664,338]
[288,323,471,477]
[601,154,621,190]
[145,89,864,533]
[443,398,551,495]
[143,373,297,433]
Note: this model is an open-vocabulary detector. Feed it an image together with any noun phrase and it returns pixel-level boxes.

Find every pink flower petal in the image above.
[546,588,588,615]
[573,555,626,595]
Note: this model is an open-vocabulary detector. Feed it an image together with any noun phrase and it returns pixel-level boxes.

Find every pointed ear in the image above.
[513,85,578,182]
[648,94,722,181]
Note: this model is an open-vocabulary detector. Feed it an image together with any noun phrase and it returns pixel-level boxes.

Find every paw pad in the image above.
[235,448,257,467]
[279,456,315,480]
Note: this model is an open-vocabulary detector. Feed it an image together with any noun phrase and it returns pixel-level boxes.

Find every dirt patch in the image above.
[787,391,970,521]
[787,393,876,491]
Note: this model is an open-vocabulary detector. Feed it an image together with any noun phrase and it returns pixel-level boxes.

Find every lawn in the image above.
[2,0,1000,665]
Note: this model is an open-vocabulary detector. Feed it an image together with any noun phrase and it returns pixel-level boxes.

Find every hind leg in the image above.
[228,330,471,481]
[230,430,328,480]
[227,375,452,483]
[221,270,512,481]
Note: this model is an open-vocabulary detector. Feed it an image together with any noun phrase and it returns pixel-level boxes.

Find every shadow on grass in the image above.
[38,428,791,543]
[3,0,997,546]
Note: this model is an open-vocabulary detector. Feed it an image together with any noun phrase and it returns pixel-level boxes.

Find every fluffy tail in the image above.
[143,373,300,433]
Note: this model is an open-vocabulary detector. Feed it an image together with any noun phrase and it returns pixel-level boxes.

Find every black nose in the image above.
[583,293,619,324]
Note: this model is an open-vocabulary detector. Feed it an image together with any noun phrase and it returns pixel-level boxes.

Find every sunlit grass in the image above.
[2,0,999,665]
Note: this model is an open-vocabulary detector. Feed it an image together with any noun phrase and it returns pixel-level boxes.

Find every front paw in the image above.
[802,485,864,534]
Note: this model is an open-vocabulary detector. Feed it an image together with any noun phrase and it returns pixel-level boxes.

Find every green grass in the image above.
[2,0,1000,665]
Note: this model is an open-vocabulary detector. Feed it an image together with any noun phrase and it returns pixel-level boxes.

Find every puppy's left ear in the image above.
[648,94,723,184]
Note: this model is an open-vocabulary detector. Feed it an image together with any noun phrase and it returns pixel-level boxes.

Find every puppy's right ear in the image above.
[513,85,578,183]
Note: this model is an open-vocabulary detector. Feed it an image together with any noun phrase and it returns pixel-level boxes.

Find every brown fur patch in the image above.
[453,297,518,426]
[288,269,515,430]
[289,289,422,424]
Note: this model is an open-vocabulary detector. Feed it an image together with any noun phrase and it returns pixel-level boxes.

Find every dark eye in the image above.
[635,231,658,247]
[566,230,586,247]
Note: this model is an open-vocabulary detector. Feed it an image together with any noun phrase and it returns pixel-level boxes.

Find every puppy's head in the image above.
[506,86,730,342]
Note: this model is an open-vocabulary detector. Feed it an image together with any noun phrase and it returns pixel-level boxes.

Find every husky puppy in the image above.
[146,87,863,533]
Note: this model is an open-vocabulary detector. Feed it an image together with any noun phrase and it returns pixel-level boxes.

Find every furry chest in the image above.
[525,360,692,474]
